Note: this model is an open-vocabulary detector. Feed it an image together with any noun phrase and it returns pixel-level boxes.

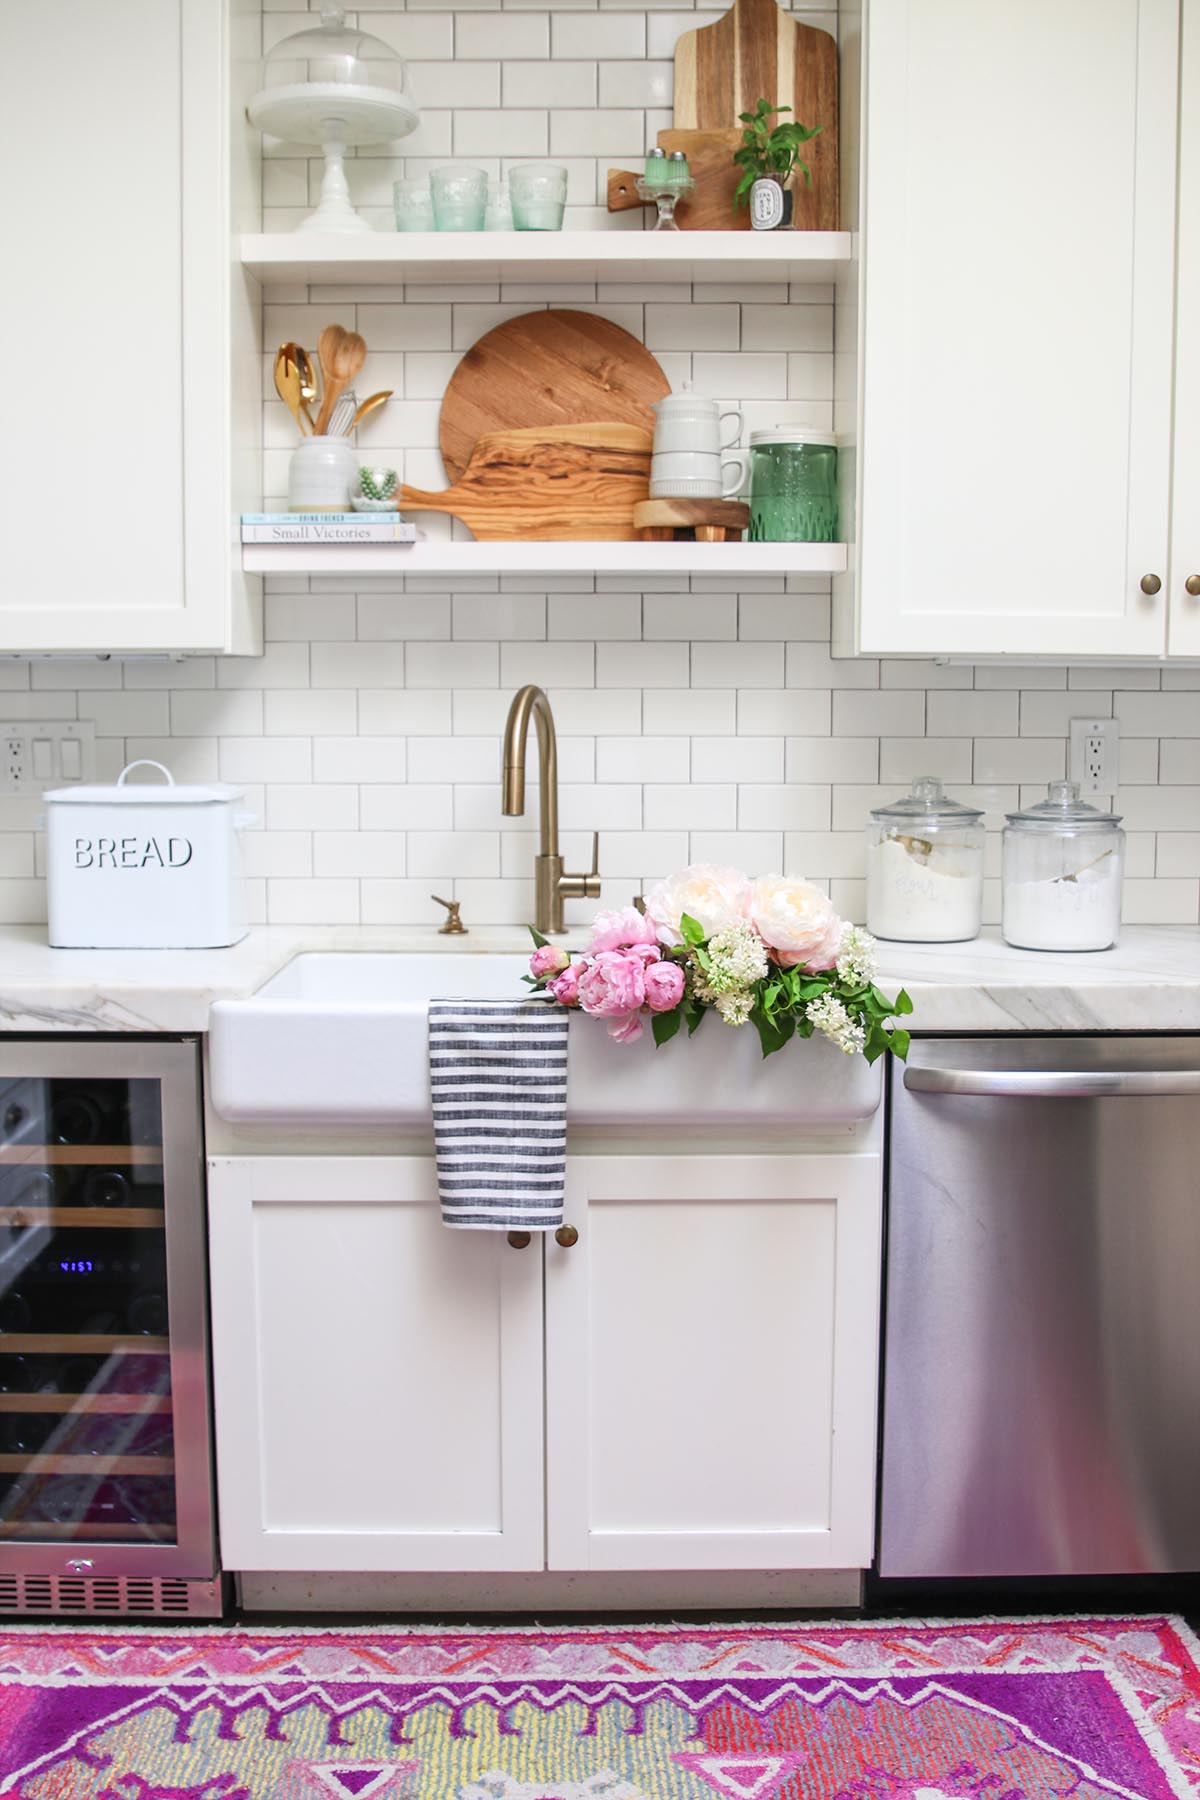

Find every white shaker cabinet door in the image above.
[546,1154,883,1572]
[208,1157,544,1572]
[0,0,257,653]
[1170,0,1200,654]
[856,0,1178,658]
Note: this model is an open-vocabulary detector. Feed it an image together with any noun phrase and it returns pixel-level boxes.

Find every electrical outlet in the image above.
[0,722,95,795]
[1069,717,1119,795]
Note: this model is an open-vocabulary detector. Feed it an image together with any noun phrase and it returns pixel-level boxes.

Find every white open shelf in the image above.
[242,541,848,576]
[240,229,852,288]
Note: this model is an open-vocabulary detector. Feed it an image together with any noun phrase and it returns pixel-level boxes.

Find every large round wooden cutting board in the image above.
[440,309,671,484]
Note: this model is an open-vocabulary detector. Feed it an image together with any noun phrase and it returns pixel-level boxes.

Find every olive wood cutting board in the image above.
[608,130,748,232]
[439,310,670,484]
[401,423,652,541]
[672,0,839,231]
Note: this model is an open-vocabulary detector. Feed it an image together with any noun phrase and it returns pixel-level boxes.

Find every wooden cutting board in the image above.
[439,310,670,484]
[401,423,652,541]
[608,130,748,233]
[673,0,839,231]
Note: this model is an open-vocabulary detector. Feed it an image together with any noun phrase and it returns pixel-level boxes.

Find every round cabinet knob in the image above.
[1140,573,1162,595]
[1186,574,1200,597]
[554,1224,579,1248]
[506,1231,531,1250]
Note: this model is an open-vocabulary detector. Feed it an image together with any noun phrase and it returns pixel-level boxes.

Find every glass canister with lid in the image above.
[1001,781,1124,951]
[746,429,839,542]
[866,777,985,942]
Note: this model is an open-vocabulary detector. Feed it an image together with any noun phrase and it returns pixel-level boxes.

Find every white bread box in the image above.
[44,760,251,949]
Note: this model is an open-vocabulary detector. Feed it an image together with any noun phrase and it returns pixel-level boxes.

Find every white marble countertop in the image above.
[0,923,1197,1034]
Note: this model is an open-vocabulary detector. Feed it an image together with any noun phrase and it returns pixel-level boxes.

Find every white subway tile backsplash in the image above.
[4,12,1193,931]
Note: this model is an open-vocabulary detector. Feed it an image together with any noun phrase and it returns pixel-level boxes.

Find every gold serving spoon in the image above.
[273,343,313,435]
[350,390,394,431]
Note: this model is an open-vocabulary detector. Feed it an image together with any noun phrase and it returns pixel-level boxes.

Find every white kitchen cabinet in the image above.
[207,1156,545,1572]
[547,1155,883,1572]
[848,0,1180,659]
[208,1148,884,1578]
[1170,0,1200,655]
[0,0,260,654]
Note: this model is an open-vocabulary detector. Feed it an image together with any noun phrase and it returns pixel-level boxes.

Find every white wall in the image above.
[0,1,1193,931]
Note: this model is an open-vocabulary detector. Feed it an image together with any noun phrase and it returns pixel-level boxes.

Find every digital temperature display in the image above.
[58,1259,94,1275]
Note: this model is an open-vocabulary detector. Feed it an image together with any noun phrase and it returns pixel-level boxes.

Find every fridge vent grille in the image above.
[0,1574,221,1616]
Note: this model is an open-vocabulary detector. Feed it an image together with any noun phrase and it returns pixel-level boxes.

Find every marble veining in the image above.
[0,923,1196,1034]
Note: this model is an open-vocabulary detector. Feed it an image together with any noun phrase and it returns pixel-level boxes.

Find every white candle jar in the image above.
[866,777,985,943]
[1002,781,1124,952]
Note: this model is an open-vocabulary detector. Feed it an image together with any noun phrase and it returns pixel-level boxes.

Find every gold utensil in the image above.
[273,343,311,436]
[314,325,367,434]
[350,390,394,431]
[295,344,319,431]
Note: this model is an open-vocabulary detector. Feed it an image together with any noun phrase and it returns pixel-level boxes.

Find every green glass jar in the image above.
[747,429,839,542]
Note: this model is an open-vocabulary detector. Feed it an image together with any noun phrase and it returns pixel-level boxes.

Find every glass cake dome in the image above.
[247,4,419,233]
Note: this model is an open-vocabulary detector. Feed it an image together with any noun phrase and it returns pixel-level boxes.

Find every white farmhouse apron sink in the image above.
[208,951,882,1128]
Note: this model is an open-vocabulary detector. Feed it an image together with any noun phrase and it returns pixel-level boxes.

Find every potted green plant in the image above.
[733,98,822,230]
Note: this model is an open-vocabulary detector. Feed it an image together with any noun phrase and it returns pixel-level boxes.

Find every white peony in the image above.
[750,873,843,970]
[644,863,752,947]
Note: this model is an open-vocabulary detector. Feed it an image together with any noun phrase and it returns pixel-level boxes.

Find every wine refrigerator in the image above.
[0,1039,221,1616]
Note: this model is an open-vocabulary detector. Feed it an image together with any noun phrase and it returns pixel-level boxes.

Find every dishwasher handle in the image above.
[905,1064,1200,1098]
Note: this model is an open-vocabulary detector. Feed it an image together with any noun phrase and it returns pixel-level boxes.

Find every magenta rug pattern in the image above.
[1,1615,1199,1800]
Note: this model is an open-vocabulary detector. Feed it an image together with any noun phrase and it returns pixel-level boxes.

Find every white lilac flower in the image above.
[715,990,755,1028]
[806,992,867,1055]
[835,924,878,988]
[701,921,770,994]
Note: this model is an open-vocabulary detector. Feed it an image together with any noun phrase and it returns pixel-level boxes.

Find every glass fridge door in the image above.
[0,1041,214,1578]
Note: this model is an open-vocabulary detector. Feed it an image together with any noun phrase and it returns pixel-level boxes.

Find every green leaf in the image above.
[894,988,914,1016]
[679,912,707,947]
[652,1008,682,1048]
[683,998,707,1036]
[528,924,551,950]
[888,1027,911,1060]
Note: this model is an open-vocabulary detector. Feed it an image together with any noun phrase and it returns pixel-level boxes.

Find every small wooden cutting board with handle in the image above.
[673,0,839,230]
[608,130,748,233]
[401,423,652,541]
[439,310,670,485]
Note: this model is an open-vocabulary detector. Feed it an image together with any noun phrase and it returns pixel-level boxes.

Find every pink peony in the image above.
[548,963,583,1007]
[643,959,685,1013]
[577,948,647,1019]
[750,874,844,970]
[607,1010,645,1044]
[588,905,660,954]
[530,943,570,978]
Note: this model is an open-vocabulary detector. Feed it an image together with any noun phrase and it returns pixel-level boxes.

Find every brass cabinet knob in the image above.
[506,1231,531,1249]
[1140,573,1162,595]
[1186,574,1200,597]
[554,1224,579,1248]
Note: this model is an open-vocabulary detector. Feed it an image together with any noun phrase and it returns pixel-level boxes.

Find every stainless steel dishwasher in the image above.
[879,1035,1200,1579]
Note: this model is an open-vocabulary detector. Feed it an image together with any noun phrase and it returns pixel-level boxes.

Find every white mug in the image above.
[652,411,742,456]
[650,448,748,499]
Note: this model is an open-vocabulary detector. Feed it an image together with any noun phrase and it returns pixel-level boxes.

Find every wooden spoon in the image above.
[314,326,366,434]
[273,343,311,436]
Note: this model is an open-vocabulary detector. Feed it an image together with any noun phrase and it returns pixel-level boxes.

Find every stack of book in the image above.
[241,513,419,545]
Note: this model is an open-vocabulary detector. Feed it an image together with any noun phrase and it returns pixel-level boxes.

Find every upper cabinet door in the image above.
[1170,0,1200,654]
[0,0,258,654]
[857,0,1179,658]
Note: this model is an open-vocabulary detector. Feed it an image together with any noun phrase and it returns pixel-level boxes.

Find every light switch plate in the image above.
[1069,717,1119,795]
[0,722,96,794]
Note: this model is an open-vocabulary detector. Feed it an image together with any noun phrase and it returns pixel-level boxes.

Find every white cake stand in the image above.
[248,84,419,234]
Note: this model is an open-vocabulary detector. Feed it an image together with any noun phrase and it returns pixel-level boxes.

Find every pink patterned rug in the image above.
[0,1614,1198,1799]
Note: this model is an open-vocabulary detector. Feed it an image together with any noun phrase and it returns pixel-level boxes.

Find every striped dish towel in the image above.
[428,996,569,1230]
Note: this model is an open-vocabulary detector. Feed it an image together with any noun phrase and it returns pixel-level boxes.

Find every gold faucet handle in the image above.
[431,894,468,935]
[560,832,602,903]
